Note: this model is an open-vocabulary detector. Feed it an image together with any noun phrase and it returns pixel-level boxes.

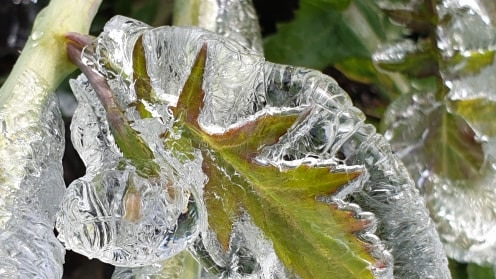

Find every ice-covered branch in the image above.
[0,0,101,278]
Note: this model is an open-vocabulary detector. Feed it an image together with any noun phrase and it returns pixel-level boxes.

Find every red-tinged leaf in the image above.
[208,113,301,160]
[171,44,207,128]
[67,35,160,178]
[166,46,377,279]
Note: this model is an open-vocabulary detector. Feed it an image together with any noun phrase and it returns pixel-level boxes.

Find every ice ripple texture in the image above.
[0,70,65,278]
[57,16,450,278]
[56,72,207,266]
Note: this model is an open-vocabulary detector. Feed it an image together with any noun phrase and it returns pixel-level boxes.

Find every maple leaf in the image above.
[169,45,379,279]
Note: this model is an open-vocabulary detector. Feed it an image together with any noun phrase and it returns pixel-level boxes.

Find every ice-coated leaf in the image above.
[57,35,207,267]
[62,15,450,278]
[67,36,160,178]
[449,98,496,138]
[132,35,155,119]
[445,50,495,78]
[377,0,496,266]
[169,46,375,279]
[374,41,439,78]
[423,108,484,181]
[384,94,484,181]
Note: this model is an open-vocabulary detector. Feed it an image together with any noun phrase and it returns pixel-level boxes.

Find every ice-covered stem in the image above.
[173,0,263,54]
[66,33,160,178]
[0,0,101,278]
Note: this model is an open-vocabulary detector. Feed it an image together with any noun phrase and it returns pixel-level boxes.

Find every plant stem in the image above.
[0,0,102,105]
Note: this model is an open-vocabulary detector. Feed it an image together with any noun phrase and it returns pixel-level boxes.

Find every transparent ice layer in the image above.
[437,1,496,56]
[0,70,65,278]
[382,91,496,264]
[58,15,450,278]
[56,75,207,266]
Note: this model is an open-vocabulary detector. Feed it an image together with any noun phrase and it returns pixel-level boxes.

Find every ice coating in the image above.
[62,15,450,278]
[261,65,448,278]
[0,70,65,278]
[177,0,263,54]
[437,1,496,56]
[55,73,207,266]
[440,0,496,264]
[208,0,262,54]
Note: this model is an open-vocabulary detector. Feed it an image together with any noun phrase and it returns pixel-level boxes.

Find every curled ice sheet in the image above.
[61,16,450,278]
[0,70,65,278]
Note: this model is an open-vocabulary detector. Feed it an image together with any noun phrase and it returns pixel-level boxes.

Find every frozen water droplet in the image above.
[30,31,43,41]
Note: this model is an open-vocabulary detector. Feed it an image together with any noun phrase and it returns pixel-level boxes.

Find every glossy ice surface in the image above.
[0,70,65,278]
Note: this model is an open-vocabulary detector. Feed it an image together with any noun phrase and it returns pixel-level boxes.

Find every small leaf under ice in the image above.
[67,34,160,178]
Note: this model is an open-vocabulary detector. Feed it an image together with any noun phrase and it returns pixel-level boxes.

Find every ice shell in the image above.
[56,163,205,266]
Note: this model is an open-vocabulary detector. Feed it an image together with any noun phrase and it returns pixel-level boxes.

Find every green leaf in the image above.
[467,263,495,279]
[132,35,155,118]
[423,106,484,181]
[168,45,377,279]
[263,0,368,70]
[449,98,496,138]
[375,47,439,78]
[449,259,469,279]
[445,51,495,78]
